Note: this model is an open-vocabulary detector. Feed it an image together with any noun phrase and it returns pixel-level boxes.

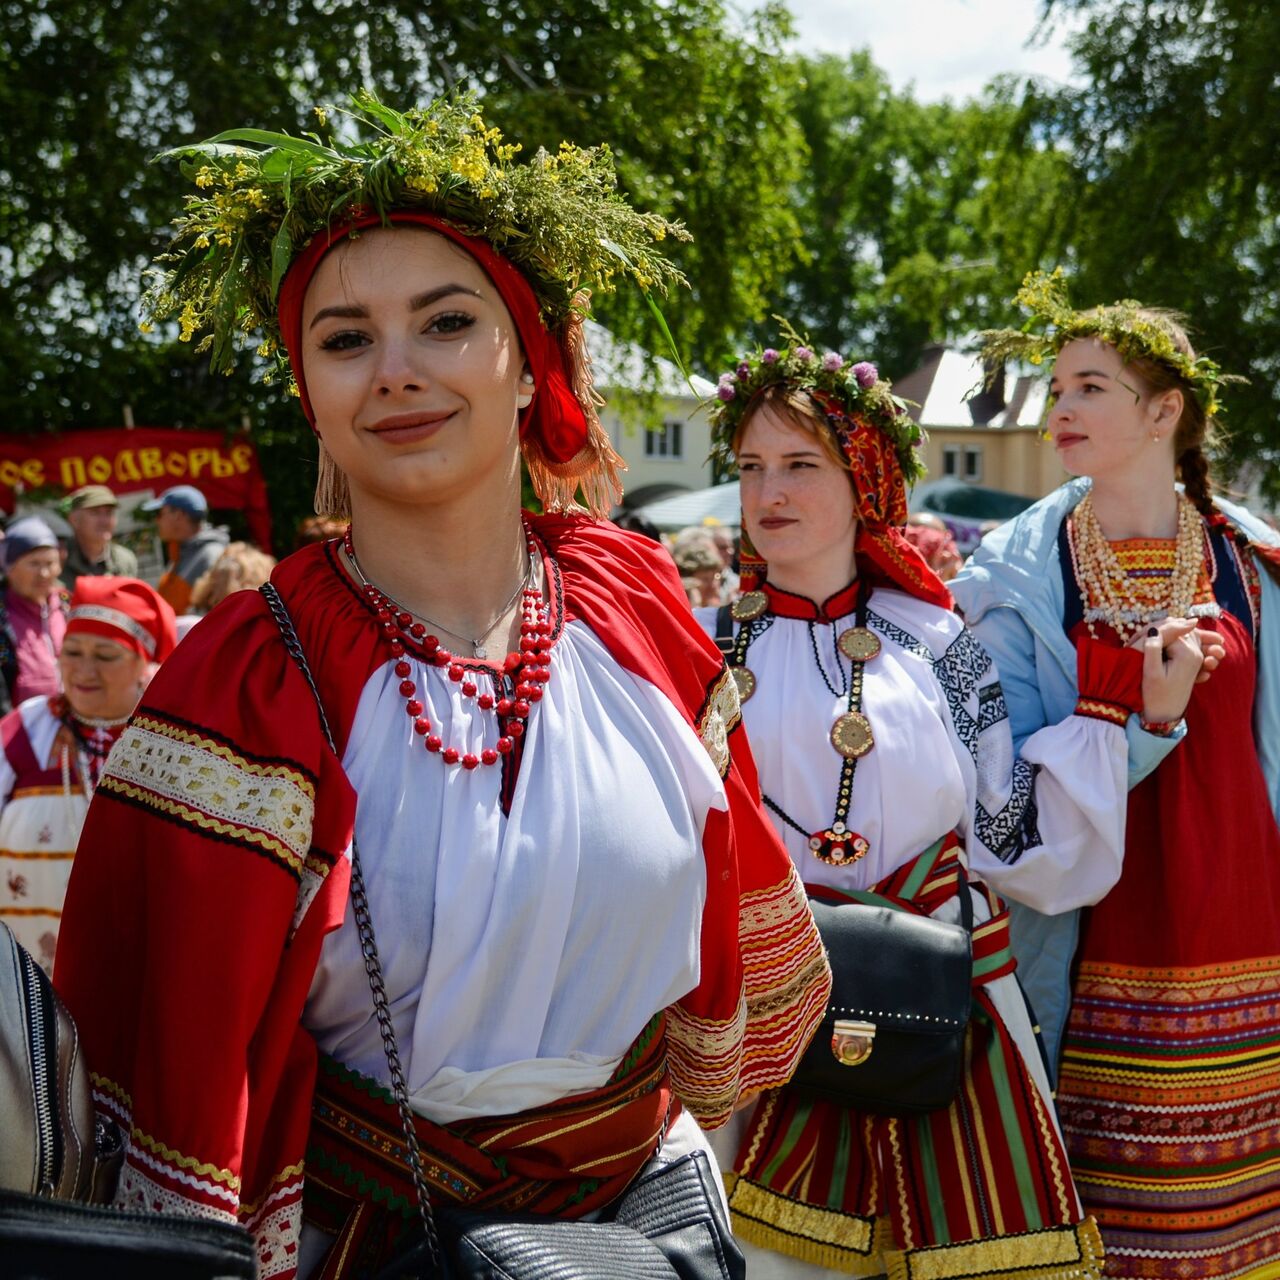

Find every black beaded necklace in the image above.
[728,591,881,867]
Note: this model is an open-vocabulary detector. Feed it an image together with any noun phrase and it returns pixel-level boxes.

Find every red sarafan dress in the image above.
[54,516,831,1280]
[1057,515,1280,1279]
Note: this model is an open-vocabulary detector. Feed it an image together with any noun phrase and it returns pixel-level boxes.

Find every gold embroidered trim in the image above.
[90,1072,134,1110]
[727,1173,1104,1280]
[1074,698,1129,727]
[725,1172,877,1267]
[100,777,308,873]
[738,863,833,1051]
[131,717,314,792]
[891,1217,1104,1280]
[237,1161,305,1217]
[130,1128,241,1191]
[697,668,741,778]
[101,720,315,871]
[666,989,748,1124]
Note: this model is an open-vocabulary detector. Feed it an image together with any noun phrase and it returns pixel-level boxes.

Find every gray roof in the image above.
[898,345,1046,429]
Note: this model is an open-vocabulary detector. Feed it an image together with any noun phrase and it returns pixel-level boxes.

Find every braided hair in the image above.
[1121,310,1218,519]
[1123,316,1261,558]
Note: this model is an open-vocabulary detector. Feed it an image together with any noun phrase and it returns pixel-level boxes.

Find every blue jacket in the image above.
[951,478,1280,1074]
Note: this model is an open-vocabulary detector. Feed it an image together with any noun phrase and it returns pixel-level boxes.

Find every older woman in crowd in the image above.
[0,516,69,715]
[0,576,175,972]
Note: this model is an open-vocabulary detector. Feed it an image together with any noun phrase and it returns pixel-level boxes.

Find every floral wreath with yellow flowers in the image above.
[979,268,1242,420]
[707,321,926,485]
[140,90,689,388]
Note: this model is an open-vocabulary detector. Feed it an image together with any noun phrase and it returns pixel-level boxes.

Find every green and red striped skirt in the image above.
[724,837,1103,1279]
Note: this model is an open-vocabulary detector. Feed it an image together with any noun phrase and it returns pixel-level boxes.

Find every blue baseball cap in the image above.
[3,516,60,569]
[141,485,208,518]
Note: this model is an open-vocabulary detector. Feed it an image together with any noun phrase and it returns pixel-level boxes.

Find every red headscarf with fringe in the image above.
[739,390,953,611]
[276,209,587,464]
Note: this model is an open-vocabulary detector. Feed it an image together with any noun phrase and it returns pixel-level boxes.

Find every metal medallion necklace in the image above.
[728,589,880,866]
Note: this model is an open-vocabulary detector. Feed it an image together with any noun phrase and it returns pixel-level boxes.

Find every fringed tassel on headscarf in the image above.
[315,440,352,520]
[523,298,626,518]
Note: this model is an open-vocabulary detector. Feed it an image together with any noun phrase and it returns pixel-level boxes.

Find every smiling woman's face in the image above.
[58,634,147,721]
[737,401,857,582]
[300,227,528,510]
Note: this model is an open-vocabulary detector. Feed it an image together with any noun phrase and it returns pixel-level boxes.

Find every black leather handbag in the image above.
[262,583,745,1280]
[789,886,973,1115]
[373,1148,740,1280]
[0,1188,256,1279]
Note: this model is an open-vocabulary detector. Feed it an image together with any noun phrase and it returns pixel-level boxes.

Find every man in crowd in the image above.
[143,485,229,615]
[62,485,139,586]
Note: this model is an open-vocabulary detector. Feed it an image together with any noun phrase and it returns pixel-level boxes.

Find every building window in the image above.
[942,443,983,482]
[644,419,684,460]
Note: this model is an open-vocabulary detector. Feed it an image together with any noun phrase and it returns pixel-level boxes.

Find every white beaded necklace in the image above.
[1069,492,1220,644]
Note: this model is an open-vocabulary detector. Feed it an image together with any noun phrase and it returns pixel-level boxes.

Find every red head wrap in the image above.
[738,390,952,612]
[276,210,588,464]
[67,577,178,663]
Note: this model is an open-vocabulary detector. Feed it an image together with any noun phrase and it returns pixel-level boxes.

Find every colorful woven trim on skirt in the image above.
[724,836,1105,1279]
[303,1011,672,1279]
[1058,955,1280,1280]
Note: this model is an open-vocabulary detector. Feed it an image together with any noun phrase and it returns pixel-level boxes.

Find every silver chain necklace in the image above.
[344,543,533,660]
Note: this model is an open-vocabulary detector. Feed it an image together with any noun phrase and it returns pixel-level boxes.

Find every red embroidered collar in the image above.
[762,578,865,622]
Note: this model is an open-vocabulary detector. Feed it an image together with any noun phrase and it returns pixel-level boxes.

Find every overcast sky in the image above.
[779,0,1085,102]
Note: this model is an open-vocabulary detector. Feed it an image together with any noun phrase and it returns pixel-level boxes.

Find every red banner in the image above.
[0,428,273,552]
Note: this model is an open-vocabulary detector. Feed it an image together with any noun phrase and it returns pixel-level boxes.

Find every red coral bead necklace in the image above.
[342,520,553,770]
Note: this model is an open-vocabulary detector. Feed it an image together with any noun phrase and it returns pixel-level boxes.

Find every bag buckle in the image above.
[832,1019,876,1067]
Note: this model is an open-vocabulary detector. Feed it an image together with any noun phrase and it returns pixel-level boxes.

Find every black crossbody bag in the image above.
[262,582,744,1280]
[788,886,973,1116]
[715,602,974,1117]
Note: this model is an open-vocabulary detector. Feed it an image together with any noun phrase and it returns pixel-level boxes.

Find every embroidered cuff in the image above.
[1075,636,1143,725]
[1139,717,1182,737]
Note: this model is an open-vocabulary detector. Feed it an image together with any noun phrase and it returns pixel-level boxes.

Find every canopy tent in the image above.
[634,481,740,531]
[632,475,1035,553]
[617,482,691,513]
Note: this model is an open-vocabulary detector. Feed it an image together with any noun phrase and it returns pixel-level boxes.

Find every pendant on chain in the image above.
[809,821,870,867]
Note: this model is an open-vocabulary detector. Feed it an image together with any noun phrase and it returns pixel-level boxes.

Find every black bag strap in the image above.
[259,582,445,1276]
[713,603,735,657]
[954,863,974,934]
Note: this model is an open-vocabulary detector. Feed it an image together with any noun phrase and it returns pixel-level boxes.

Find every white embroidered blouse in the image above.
[698,588,1129,910]
[303,620,725,1124]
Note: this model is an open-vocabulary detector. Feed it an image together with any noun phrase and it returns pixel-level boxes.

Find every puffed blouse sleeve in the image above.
[53,585,356,1263]
[938,624,1141,914]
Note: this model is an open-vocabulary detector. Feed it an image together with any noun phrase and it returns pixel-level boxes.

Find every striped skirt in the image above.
[1057,956,1280,1280]
[722,839,1103,1279]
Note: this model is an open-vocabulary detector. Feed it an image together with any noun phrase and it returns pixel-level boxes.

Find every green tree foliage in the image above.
[1027,0,1280,491]
[0,0,805,539]
[745,53,1076,380]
